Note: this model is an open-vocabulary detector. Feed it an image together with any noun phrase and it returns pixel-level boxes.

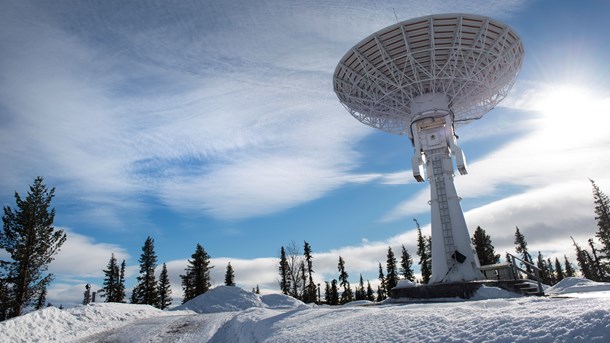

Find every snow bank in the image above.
[394,279,416,289]
[0,303,179,343]
[471,285,521,300]
[260,293,306,309]
[172,286,305,313]
[546,277,610,294]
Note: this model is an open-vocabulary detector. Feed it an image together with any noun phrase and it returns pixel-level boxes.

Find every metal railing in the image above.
[506,252,544,294]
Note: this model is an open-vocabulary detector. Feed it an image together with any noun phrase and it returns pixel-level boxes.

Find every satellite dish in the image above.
[334,14,523,284]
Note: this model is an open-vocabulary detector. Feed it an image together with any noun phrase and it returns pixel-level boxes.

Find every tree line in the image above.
[277,180,610,303]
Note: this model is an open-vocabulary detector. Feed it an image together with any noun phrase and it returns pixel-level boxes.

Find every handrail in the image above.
[506,252,544,295]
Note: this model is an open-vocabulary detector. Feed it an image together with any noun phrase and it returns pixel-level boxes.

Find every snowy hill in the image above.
[2,282,610,342]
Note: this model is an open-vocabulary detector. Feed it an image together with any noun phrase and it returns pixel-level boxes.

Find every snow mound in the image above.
[0,303,169,343]
[173,286,266,313]
[394,279,416,289]
[546,277,610,294]
[471,285,521,300]
[260,293,306,309]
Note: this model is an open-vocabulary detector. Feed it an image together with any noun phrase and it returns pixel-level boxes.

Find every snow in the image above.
[546,277,610,295]
[395,279,416,289]
[2,282,610,342]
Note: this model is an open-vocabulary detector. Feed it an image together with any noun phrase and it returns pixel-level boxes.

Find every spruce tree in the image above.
[399,245,415,281]
[536,251,549,284]
[180,243,213,303]
[356,274,365,301]
[0,177,67,318]
[34,286,46,310]
[377,262,386,301]
[554,257,565,282]
[386,246,398,292]
[471,226,500,265]
[546,257,556,285]
[588,239,607,280]
[416,223,431,284]
[329,279,339,305]
[102,253,120,302]
[225,262,235,286]
[366,281,375,301]
[514,227,533,274]
[132,236,159,306]
[564,255,576,277]
[337,256,352,304]
[278,246,290,295]
[573,237,594,280]
[157,263,172,310]
[591,180,610,263]
[0,277,10,321]
[117,260,126,302]
[303,241,316,303]
[324,281,331,304]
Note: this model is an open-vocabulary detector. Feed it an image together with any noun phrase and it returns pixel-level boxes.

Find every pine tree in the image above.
[303,241,316,303]
[416,223,431,284]
[591,180,610,263]
[366,281,375,301]
[324,281,331,304]
[588,239,607,280]
[157,263,172,310]
[34,286,46,310]
[102,253,120,302]
[117,260,126,302]
[255,285,260,294]
[132,236,159,306]
[377,262,386,301]
[0,276,10,321]
[546,257,556,285]
[329,279,339,305]
[386,246,398,292]
[225,262,235,286]
[564,255,576,277]
[0,177,67,318]
[514,227,533,274]
[278,246,290,295]
[573,237,594,280]
[399,245,415,281]
[536,251,549,284]
[337,256,352,304]
[355,274,365,301]
[554,257,565,282]
[180,243,213,303]
[471,226,500,265]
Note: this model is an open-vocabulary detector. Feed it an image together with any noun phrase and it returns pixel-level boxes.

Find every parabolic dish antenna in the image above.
[334,14,523,284]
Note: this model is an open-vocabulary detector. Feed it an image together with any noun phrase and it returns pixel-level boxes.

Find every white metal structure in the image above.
[334,14,523,283]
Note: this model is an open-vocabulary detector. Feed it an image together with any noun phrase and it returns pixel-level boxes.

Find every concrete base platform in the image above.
[389,280,544,300]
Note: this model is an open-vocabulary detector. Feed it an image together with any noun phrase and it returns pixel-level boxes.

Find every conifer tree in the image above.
[102,253,120,302]
[158,263,172,310]
[355,274,365,301]
[117,260,126,302]
[536,251,549,284]
[324,281,331,304]
[471,226,500,265]
[514,227,533,273]
[377,262,386,301]
[546,257,556,285]
[0,277,10,321]
[285,241,304,299]
[303,241,316,303]
[278,246,290,295]
[399,245,415,281]
[386,246,398,292]
[329,279,339,305]
[564,255,576,277]
[34,287,46,310]
[337,256,352,304]
[591,180,610,263]
[132,236,159,306]
[554,257,565,282]
[416,222,431,284]
[180,243,213,303]
[0,177,67,318]
[255,285,260,294]
[588,239,607,280]
[366,281,375,301]
[572,237,594,280]
[225,262,235,286]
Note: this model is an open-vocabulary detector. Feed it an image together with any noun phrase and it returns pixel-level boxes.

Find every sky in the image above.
[1,0,610,307]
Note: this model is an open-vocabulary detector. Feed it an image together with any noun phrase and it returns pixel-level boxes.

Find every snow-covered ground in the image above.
[2,277,610,342]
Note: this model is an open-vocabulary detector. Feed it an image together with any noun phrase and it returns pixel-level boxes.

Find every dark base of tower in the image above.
[389,280,545,300]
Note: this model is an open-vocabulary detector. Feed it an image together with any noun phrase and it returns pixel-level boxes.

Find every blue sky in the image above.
[2,0,610,306]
